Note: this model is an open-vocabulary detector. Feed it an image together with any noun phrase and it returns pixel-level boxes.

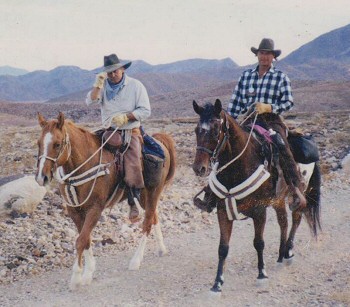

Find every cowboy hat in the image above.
[103,54,132,73]
[251,38,281,58]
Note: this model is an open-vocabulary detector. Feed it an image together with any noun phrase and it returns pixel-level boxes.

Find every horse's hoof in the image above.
[69,281,81,291]
[256,277,269,288]
[210,282,223,293]
[284,250,294,265]
[285,256,294,266]
[128,260,141,271]
[209,289,222,296]
[81,275,93,286]
[158,248,168,257]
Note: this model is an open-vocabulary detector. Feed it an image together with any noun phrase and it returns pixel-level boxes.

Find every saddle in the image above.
[97,127,165,189]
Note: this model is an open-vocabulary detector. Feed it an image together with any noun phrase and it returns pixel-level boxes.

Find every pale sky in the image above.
[1,0,349,71]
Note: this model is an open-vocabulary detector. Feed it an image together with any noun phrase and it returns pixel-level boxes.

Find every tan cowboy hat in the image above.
[103,54,132,73]
[251,38,281,58]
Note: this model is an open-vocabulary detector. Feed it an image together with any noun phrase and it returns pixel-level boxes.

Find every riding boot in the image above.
[193,185,217,213]
[271,131,307,211]
[127,187,141,223]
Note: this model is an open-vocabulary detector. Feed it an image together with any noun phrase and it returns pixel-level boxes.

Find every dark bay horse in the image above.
[192,99,321,292]
[35,112,176,290]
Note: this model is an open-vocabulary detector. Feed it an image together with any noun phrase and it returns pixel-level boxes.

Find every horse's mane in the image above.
[63,120,101,144]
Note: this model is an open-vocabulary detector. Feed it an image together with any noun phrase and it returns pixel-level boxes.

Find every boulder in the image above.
[0,175,47,216]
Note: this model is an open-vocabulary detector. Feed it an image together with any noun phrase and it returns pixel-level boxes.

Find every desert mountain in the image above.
[0,66,29,76]
[0,24,350,102]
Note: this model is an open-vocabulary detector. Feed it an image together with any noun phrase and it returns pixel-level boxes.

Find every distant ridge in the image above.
[0,65,29,76]
[0,23,349,101]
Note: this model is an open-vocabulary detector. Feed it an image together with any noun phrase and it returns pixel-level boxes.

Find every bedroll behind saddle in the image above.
[141,127,165,188]
[288,133,319,164]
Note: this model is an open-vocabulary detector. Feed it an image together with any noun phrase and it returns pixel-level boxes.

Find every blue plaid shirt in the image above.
[227,65,294,118]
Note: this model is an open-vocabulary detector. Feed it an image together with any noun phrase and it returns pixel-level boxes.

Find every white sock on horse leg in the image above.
[154,222,167,256]
[82,247,96,285]
[70,259,83,290]
[129,234,147,270]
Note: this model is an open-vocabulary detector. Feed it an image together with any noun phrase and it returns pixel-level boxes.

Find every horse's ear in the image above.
[37,112,47,128]
[57,112,65,129]
[193,100,203,115]
[214,99,222,115]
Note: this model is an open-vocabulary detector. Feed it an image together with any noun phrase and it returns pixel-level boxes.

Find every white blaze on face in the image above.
[200,122,210,131]
[36,132,53,184]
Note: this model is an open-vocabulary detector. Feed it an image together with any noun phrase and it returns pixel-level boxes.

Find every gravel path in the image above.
[0,172,349,307]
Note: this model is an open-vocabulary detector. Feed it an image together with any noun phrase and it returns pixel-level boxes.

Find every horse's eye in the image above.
[54,143,61,149]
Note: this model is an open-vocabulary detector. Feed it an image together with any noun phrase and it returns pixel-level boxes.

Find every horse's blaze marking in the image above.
[200,122,210,130]
[38,132,53,176]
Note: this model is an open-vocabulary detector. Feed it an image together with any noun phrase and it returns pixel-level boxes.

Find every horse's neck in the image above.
[222,118,261,174]
[64,124,100,171]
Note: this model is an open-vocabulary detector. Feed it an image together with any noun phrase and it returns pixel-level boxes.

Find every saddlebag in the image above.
[288,134,319,164]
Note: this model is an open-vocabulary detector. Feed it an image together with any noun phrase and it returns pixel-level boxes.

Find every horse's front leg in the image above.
[211,204,233,293]
[253,208,268,280]
[70,205,102,290]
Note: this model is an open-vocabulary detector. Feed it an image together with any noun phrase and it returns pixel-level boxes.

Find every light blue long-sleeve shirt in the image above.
[86,74,151,129]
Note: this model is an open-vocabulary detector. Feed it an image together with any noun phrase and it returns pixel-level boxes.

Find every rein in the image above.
[216,111,258,174]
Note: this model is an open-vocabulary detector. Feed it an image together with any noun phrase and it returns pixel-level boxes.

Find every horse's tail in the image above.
[304,161,322,238]
[152,133,177,185]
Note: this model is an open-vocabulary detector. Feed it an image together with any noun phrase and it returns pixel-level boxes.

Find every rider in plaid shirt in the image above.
[227,38,306,212]
[227,66,293,118]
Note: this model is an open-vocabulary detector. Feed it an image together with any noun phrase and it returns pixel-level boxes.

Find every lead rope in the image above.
[60,126,121,182]
[70,142,105,207]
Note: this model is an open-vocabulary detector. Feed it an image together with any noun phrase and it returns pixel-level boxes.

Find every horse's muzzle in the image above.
[192,163,208,177]
[35,172,52,186]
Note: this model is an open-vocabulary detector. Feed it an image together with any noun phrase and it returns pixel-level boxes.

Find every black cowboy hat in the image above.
[251,38,281,58]
[103,54,132,73]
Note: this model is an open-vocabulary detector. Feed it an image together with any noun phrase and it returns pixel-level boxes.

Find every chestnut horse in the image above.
[35,112,176,290]
[192,99,321,292]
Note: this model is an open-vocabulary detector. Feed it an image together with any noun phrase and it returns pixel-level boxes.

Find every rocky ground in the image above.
[0,106,349,306]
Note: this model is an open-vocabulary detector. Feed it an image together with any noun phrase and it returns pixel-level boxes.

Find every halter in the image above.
[196,110,258,173]
[196,114,230,163]
[38,131,71,166]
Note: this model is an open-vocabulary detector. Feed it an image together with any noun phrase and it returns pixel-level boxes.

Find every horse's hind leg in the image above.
[274,204,288,263]
[253,209,268,280]
[211,206,233,293]
[129,192,156,270]
[153,210,167,256]
[285,210,302,260]
[129,188,167,270]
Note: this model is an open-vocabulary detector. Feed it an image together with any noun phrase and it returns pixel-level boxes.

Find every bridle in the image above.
[196,112,230,164]
[196,110,259,174]
[38,131,71,167]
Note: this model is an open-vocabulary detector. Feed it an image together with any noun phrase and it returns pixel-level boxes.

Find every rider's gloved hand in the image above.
[255,102,272,114]
[93,72,107,89]
[112,114,128,127]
